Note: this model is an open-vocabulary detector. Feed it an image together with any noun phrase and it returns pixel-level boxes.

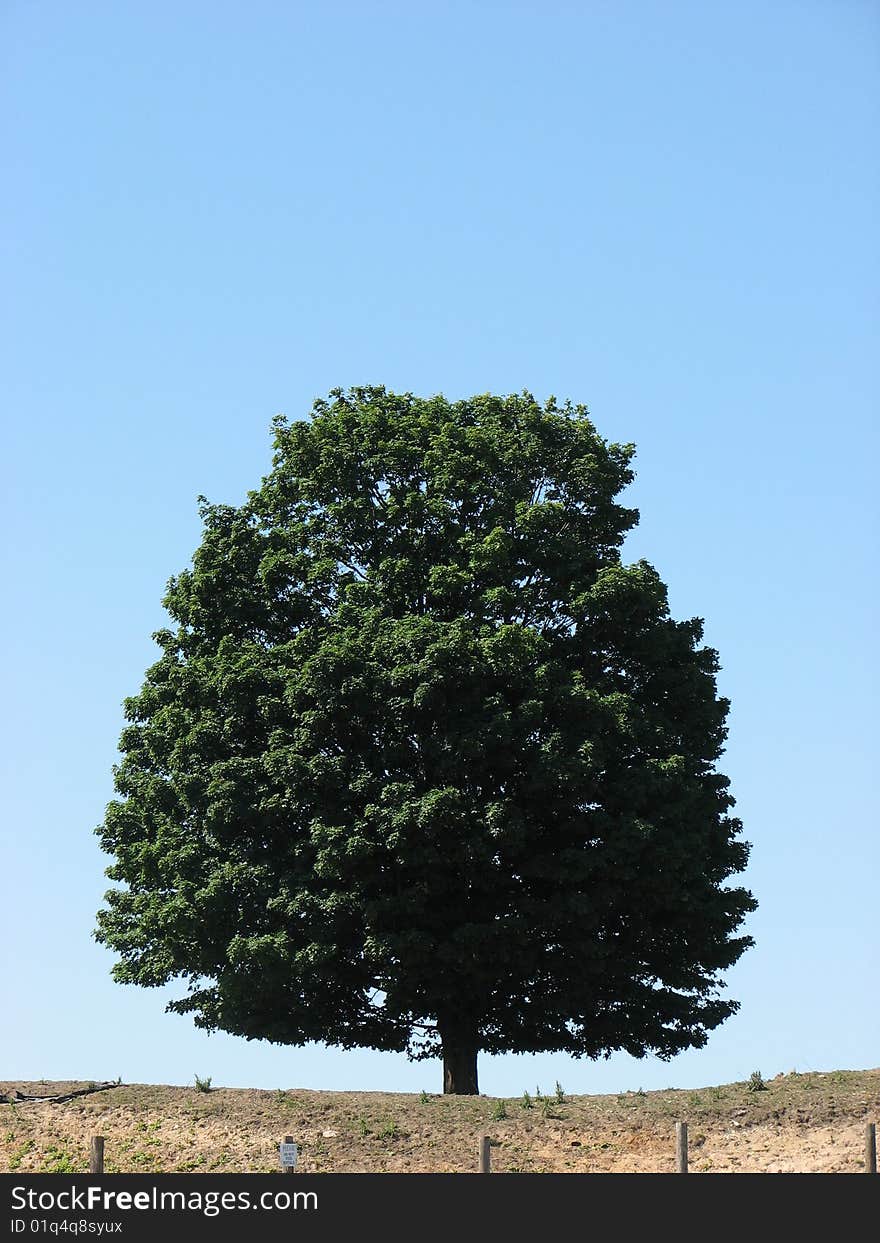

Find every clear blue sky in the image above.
[2,1,877,1097]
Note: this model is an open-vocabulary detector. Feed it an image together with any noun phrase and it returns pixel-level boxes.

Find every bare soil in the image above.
[1,1069,877,1174]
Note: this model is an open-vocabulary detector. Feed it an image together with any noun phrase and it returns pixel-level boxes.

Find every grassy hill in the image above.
[2,1069,877,1174]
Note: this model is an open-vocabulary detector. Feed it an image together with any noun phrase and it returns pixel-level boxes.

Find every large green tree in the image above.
[95,387,755,1093]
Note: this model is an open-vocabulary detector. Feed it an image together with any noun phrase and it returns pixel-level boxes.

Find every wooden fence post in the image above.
[89,1136,104,1174]
[675,1122,688,1173]
[479,1135,491,1173]
[866,1123,877,1174]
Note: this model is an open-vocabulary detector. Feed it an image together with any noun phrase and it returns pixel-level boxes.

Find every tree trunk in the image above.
[441,1034,479,1095]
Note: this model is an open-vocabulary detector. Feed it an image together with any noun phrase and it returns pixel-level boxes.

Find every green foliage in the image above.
[193,1074,212,1093]
[8,1138,34,1170]
[377,1119,398,1139]
[94,386,756,1093]
[554,1081,565,1104]
[43,1146,76,1174]
[521,1091,533,1110]
[491,1099,508,1120]
[748,1070,767,1093]
[419,1090,430,1105]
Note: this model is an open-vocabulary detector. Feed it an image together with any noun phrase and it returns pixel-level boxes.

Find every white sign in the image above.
[279,1142,298,1168]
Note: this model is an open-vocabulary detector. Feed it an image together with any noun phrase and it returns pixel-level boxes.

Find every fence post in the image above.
[283,1134,296,1174]
[866,1124,877,1174]
[89,1136,104,1174]
[675,1122,688,1173]
[479,1135,491,1173]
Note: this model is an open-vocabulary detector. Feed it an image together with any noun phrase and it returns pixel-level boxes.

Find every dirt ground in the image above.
[1,1069,877,1174]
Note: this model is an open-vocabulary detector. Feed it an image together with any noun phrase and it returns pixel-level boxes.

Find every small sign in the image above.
[279,1141,298,1168]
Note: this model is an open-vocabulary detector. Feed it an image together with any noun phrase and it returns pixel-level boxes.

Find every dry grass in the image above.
[1,1069,877,1174]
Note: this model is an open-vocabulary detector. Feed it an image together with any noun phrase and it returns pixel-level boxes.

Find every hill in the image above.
[2,1069,877,1174]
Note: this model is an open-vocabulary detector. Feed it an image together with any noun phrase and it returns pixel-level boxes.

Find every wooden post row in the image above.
[88,1120,879,1176]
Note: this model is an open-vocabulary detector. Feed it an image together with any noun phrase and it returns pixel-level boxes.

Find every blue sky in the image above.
[2,1,877,1097]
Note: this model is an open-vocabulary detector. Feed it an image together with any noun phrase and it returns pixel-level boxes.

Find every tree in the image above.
[95,387,756,1094]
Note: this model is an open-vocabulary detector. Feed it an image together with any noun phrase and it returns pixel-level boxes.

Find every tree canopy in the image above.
[95,387,756,1093]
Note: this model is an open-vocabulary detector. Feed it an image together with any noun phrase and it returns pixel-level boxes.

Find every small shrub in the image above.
[377,1119,398,1139]
[193,1074,212,1093]
[356,1117,369,1137]
[9,1139,35,1170]
[748,1071,766,1093]
[419,1090,430,1105]
[535,1085,543,1100]
[539,1097,554,1119]
[520,1090,533,1110]
[491,1099,508,1120]
[44,1146,76,1174]
[554,1081,565,1104]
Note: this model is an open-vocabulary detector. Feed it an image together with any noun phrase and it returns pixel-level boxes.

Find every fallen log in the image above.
[2,1081,121,1105]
